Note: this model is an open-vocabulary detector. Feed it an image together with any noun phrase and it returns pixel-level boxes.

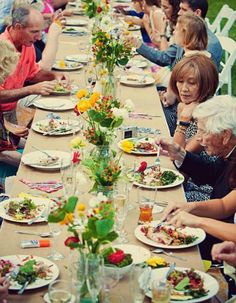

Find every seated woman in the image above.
[0,40,27,191]
[159,95,236,259]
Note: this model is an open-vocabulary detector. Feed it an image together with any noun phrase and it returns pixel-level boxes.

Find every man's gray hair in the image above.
[12,5,31,27]
[193,95,236,136]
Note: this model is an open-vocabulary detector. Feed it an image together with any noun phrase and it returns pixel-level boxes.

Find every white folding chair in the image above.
[216,35,236,96]
[208,4,236,37]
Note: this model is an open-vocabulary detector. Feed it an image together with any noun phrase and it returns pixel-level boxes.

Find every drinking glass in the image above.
[71,252,86,303]
[47,201,64,260]
[48,279,72,303]
[60,158,77,199]
[86,254,104,303]
[102,265,120,303]
[84,66,97,92]
[152,280,171,303]
[113,186,128,243]
[138,188,155,224]
[129,264,151,303]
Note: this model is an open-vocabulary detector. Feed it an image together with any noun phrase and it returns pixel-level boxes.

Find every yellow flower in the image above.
[70,137,86,149]
[120,140,134,153]
[76,89,88,99]
[76,100,92,113]
[105,33,110,39]
[60,213,74,225]
[77,203,86,211]
[58,60,66,68]
[146,256,167,268]
[94,208,99,214]
[90,92,100,106]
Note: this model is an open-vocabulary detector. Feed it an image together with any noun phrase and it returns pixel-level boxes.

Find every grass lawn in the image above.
[207,0,236,96]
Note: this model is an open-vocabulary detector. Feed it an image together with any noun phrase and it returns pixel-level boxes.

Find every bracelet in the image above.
[177,120,190,127]
[160,34,167,39]
[175,125,187,135]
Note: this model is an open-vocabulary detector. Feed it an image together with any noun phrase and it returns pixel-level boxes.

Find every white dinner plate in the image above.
[65,19,88,26]
[73,9,85,15]
[114,244,151,264]
[118,137,158,155]
[127,59,148,69]
[134,221,206,249]
[21,150,71,171]
[120,75,155,87]
[65,54,90,64]
[68,1,77,6]
[0,197,50,223]
[145,267,219,302]
[53,60,83,71]
[32,119,80,136]
[133,167,185,189]
[34,98,74,111]
[62,27,88,34]
[0,255,59,291]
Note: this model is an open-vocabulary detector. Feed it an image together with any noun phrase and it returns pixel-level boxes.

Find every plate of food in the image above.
[145,267,219,302]
[135,221,206,249]
[120,75,155,87]
[65,54,90,64]
[128,24,141,31]
[34,97,74,111]
[53,60,83,71]
[132,166,184,189]
[62,26,87,34]
[126,59,148,69]
[0,196,49,223]
[21,150,71,171]
[65,19,88,26]
[118,137,158,155]
[51,82,71,96]
[114,244,151,264]
[0,255,59,291]
[32,119,80,136]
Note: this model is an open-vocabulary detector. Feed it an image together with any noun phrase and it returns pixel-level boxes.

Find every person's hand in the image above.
[211,241,236,267]
[150,30,161,46]
[157,138,186,162]
[160,15,168,35]
[62,9,73,17]
[160,200,186,222]
[126,36,142,49]
[54,73,70,86]
[0,277,10,303]
[177,102,199,122]
[159,91,176,107]
[167,210,202,228]
[52,9,66,29]
[30,81,56,95]
[4,121,29,137]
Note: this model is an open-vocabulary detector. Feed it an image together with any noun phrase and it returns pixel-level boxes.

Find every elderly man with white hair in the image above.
[158,95,236,259]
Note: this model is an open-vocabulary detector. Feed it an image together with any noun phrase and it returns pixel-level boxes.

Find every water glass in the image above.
[71,252,86,303]
[86,254,104,303]
[129,265,150,303]
[102,265,120,302]
[60,158,77,199]
[152,280,171,303]
[48,279,72,303]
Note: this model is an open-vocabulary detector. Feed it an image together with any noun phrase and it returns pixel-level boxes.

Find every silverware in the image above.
[16,231,52,238]
[18,280,30,294]
[160,262,176,286]
[154,144,161,171]
[31,146,59,163]
[151,248,187,261]
[5,266,20,283]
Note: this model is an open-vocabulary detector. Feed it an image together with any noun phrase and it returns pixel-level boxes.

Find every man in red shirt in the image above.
[0,5,68,123]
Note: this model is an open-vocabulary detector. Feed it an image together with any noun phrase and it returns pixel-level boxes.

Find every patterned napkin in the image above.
[20,179,63,193]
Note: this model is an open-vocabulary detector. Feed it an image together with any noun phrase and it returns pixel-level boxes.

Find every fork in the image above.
[154,144,161,171]
[160,262,176,286]
[31,146,57,160]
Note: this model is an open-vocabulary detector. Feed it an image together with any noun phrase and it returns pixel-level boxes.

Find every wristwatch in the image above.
[177,120,190,127]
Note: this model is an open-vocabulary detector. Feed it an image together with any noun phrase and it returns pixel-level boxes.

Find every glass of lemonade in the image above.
[152,280,171,303]
[48,279,72,303]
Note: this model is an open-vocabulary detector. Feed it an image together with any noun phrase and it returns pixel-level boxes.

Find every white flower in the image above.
[88,192,108,208]
[97,192,108,202]
[111,107,128,120]
[100,15,113,32]
[124,99,134,111]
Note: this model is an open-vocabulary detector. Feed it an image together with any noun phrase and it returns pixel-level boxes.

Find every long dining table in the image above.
[0,7,213,302]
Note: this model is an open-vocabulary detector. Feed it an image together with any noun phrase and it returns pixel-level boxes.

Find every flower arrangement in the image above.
[48,195,118,254]
[81,0,110,19]
[74,89,134,147]
[102,247,133,268]
[91,15,132,74]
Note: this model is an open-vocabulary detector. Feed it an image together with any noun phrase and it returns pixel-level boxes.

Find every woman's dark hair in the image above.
[169,0,181,26]
[145,0,161,7]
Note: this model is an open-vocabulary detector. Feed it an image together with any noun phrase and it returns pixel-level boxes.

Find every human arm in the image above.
[124,15,143,26]
[185,134,204,153]
[142,14,152,38]
[51,0,68,9]
[0,277,9,303]
[212,241,236,266]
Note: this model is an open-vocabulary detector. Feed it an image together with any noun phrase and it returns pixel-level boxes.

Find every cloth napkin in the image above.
[20,179,63,193]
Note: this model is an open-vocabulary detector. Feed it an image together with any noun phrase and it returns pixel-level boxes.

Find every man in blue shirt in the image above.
[0,0,14,33]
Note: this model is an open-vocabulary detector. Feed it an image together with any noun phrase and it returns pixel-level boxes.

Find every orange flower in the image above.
[60,213,74,225]
[76,100,92,113]
[76,89,88,99]
[90,92,100,106]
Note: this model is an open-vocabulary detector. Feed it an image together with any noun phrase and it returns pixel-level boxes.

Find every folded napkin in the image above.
[20,179,63,193]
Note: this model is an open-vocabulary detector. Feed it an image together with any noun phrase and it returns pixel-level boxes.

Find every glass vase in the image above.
[93,144,110,160]
[101,73,117,98]
[97,184,114,203]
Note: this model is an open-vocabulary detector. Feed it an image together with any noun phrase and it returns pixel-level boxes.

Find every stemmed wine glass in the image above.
[86,254,104,303]
[102,265,120,303]
[113,185,128,243]
[71,252,86,303]
[60,158,77,199]
[84,65,97,92]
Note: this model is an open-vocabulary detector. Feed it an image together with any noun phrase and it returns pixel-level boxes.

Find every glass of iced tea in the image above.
[138,201,154,224]
[152,280,171,303]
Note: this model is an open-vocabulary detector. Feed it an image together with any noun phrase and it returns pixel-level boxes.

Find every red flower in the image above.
[108,250,125,264]
[137,161,147,173]
[72,151,81,164]
[97,6,102,13]
[64,236,79,249]
[74,105,81,116]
